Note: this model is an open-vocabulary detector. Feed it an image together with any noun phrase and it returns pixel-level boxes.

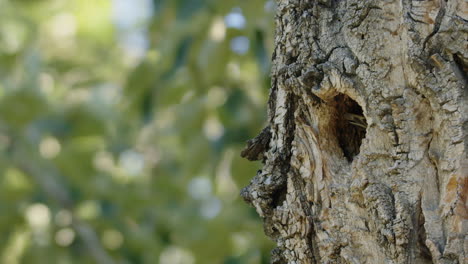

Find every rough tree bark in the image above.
[241,0,467,263]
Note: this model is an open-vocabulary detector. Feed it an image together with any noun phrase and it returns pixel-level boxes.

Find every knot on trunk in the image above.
[241,126,271,161]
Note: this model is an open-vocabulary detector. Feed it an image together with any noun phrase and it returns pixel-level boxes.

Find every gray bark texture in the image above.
[241,0,467,263]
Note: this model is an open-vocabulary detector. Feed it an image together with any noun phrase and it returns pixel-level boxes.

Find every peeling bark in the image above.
[241,0,467,263]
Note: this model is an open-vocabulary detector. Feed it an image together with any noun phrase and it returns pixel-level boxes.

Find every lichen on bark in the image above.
[241,1,467,263]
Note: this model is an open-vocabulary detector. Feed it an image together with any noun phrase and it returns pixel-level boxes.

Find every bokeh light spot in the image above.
[0,21,28,54]
[55,210,73,227]
[39,73,55,95]
[4,168,30,191]
[119,149,145,176]
[25,203,51,230]
[93,151,116,172]
[209,17,226,42]
[102,229,124,250]
[48,13,77,39]
[39,136,61,159]
[76,200,100,220]
[55,228,75,247]
[200,197,222,219]
[188,177,212,200]
[231,232,251,256]
[159,246,195,264]
[224,8,246,29]
[203,116,224,141]
[230,36,250,55]
[206,87,227,108]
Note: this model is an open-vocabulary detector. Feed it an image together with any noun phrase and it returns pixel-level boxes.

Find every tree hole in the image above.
[333,94,367,162]
[271,183,287,209]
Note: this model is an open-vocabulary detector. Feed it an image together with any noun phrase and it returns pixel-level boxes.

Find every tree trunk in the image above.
[241,1,467,263]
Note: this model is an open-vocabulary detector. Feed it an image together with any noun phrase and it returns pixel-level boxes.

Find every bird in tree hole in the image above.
[334,94,367,161]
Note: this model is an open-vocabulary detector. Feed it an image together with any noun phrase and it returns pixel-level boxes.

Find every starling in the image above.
[344,113,367,129]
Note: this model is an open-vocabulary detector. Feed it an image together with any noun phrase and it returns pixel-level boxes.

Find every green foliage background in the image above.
[0,0,275,263]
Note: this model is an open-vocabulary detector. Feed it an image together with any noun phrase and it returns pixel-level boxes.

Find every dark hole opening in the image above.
[333,94,367,162]
[271,183,287,209]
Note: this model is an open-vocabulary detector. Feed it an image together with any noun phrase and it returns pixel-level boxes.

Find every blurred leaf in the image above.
[0,88,48,128]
